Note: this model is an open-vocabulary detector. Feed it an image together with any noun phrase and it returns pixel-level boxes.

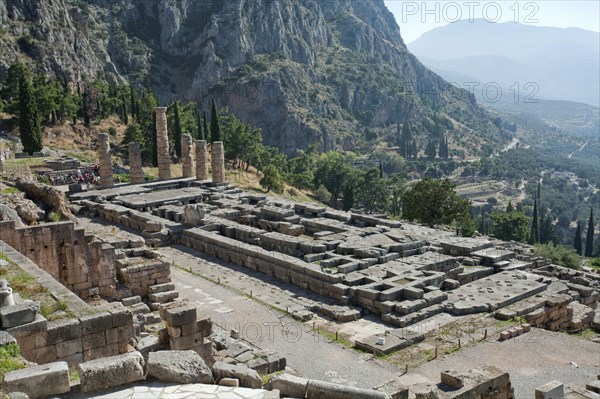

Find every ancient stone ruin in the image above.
[1,116,598,398]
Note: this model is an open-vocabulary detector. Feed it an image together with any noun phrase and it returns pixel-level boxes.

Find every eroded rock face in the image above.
[15,178,72,221]
[0,0,499,156]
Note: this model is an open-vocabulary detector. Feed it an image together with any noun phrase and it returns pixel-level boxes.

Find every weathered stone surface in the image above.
[181,134,194,178]
[0,301,39,328]
[195,140,208,180]
[78,351,145,393]
[128,142,144,185]
[2,361,70,399]
[212,361,262,389]
[155,107,171,180]
[98,133,113,189]
[535,380,564,399]
[147,350,214,384]
[211,141,225,184]
[267,373,308,398]
[162,303,197,327]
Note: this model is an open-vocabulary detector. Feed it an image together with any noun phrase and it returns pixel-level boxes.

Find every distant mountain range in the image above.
[409,20,599,107]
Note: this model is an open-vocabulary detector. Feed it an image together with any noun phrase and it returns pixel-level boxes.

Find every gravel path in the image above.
[164,249,400,389]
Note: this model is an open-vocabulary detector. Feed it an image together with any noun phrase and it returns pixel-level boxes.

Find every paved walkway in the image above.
[71,382,277,399]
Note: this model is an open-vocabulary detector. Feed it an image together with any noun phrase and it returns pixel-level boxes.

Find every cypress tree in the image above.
[342,184,354,212]
[173,102,182,158]
[411,139,417,159]
[120,93,128,125]
[585,207,595,257]
[529,200,539,244]
[18,68,43,155]
[195,106,204,140]
[129,86,136,121]
[402,123,411,158]
[82,88,91,127]
[506,201,514,213]
[203,112,209,143]
[537,181,541,200]
[574,221,583,255]
[210,98,221,142]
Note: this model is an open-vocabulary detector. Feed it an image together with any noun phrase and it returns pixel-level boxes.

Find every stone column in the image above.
[211,141,225,184]
[182,134,194,178]
[154,107,171,180]
[195,140,208,180]
[128,142,144,185]
[98,133,113,189]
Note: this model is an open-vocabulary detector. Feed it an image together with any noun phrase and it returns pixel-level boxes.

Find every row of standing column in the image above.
[97,107,226,187]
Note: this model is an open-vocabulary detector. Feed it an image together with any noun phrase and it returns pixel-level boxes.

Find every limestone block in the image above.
[79,312,112,335]
[2,361,70,399]
[211,361,262,389]
[0,301,39,328]
[147,350,214,384]
[441,370,464,389]
[162,303,197,327]
[267,373,309,398]
[78,351,145,393]
[535,380,564,399]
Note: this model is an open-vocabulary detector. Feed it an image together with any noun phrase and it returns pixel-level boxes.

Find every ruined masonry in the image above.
[128,142,144,185]
[182,134,194,178]
[195,139,209,180]
[211,141,225,184]
[98,133,113,189]
[155,106,171,181]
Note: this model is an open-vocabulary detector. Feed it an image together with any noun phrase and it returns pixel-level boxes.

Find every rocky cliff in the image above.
[0,0,506,155]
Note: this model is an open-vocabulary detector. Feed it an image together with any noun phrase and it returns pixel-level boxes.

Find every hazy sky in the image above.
[384,1,600,43]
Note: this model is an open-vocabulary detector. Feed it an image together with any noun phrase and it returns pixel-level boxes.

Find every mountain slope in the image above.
[409,20,600,106]
[0,0,506,156]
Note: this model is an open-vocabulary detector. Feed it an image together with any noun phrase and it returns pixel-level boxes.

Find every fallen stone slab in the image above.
[147,350,214,384]
[267,373,309,398]
[2,361,70,399]
[0,301,40,328]
[306,379,387,399]
[212,361,262,389]
[78,351,145,393]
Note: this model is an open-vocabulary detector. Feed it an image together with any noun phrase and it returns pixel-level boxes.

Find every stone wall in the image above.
[6,304,134,365]
[0,221,117,300]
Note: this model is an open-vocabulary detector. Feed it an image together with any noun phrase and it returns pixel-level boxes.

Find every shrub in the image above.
[534,243,580,270]
[313,185,332,204]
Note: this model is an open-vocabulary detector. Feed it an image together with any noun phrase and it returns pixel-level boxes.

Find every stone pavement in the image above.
[70,382,277,399]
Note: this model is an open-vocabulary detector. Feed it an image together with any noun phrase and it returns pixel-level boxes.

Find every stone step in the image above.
[129,302,151,315]
[148,283,176,294]
[122,296,142,307]
[149,290,179,304]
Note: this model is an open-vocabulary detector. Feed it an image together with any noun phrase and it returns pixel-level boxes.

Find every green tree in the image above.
[203,112,210,142]
[425,140,437,159]
[121,122,143,145]
[356,168,389,213]
[490,211,530,243]
[529,200,539,244]
[259,164,284,193]
[210,98,221,142]
[1,62,28,115]
[505,201,514,213]
[313,185,332,204]
[574,221,583,255]
[18,68,43,155]
[401,178,471,227]
[342,183,355,211]
[313,151,356,203]
[585,207,595,257]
